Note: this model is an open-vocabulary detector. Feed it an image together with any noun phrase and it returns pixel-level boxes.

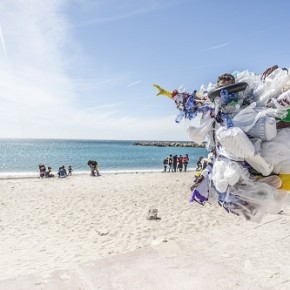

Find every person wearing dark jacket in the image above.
[177,155,183,172]
[173,155,178,172]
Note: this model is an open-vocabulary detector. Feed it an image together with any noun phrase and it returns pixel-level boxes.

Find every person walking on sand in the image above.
[68,165,73,176]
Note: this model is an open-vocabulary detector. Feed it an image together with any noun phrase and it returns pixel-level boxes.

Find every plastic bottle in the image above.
[220,89,229,105]
[175,111,185,123]
[222,113,234,128]
[185,95,194,110]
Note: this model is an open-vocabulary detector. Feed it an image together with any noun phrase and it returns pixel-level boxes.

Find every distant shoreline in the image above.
[133,141,204,147]
[0,168,196,180]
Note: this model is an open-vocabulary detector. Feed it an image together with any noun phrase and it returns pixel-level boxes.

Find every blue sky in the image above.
[1,0,290,141]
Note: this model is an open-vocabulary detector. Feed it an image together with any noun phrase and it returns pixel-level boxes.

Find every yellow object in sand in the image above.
[153,84,173,99]
[279,174,290,190]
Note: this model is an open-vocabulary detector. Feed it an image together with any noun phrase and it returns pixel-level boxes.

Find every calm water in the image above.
[0,139,207,176]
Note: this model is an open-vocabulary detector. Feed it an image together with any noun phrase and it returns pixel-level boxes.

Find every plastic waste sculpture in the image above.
[153,83,213,124]
[154,65,290,222]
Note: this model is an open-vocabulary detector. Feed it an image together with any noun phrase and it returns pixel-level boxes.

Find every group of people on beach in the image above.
[163,154,189,172]
[38,164,72,178]
[38,161,102,178]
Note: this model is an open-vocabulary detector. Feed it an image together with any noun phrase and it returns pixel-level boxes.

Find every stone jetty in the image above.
[133,141,204,147]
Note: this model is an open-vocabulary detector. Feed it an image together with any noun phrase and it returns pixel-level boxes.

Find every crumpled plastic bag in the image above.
[261,128,290,174]
[216,126,255,159]
[232,102,277,141]
[212,159,249,193]
[187,117,214,145]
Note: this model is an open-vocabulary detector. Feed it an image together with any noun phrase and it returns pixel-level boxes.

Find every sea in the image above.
[0,139,208,177]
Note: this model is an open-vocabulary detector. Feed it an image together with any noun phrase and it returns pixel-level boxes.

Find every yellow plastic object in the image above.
[153,84,173,99]
[195,170,202,177]
[279,174,290,190]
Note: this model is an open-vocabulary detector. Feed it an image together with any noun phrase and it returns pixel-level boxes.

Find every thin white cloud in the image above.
[205,42,230,51]
[76,7,159,26]
[204,24,289,53]
[73,0,181,27]
[234,23,289,42]
[203,24,287,53]
[127,80,141,87]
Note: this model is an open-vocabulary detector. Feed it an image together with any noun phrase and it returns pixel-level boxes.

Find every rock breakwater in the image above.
[133,141,204,147]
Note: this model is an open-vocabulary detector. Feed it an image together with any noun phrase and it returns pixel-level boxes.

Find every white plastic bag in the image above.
[216,126,255,159]
[187,117,214,145]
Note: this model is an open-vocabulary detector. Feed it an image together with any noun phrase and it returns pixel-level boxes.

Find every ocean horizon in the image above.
[0,138,207,177]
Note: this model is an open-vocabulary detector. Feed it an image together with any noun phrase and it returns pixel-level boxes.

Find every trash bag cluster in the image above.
[154,65,290,221]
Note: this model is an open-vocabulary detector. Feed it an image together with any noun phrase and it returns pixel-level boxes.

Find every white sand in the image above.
[0,172,290,289]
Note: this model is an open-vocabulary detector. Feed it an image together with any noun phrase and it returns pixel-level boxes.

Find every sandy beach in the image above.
[0,172,290,289]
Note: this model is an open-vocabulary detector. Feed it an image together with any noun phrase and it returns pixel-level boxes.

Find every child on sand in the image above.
[68,165,73,176]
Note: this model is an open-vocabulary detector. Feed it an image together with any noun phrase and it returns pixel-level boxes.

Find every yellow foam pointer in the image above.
[279,174,290,191]
[153,84,173,99]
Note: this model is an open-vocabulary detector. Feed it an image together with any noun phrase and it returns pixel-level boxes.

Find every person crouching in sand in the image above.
[87,160,101,176]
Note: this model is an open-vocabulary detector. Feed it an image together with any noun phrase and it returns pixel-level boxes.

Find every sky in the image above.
[0,0,290,141]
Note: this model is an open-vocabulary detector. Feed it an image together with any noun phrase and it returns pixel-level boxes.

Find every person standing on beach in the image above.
[168,154,173,172]
[177,155,183,172]
[183,154,189,172]
[68,165,73,176]
[173,155,178,172]
[163,157,168,172]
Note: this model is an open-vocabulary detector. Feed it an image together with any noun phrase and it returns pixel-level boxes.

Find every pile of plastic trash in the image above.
[154,65,290,221]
